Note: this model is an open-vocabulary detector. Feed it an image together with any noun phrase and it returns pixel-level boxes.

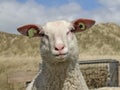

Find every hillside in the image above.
[0,32,40,57]
[0,23,120,57]
[77,23,120,55]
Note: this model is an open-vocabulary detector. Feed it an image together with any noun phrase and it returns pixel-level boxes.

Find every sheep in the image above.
[17,18,95,90]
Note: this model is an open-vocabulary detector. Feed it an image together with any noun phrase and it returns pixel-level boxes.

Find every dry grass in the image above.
[0,56,40,90]
[0,32,40,57]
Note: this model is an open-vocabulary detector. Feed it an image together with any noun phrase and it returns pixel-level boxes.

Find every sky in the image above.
[0,0,120,34]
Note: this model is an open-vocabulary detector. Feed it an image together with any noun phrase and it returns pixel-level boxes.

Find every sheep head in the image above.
[17,18,95,63]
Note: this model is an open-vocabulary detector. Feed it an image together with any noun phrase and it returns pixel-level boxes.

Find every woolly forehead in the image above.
[42,20,73,35]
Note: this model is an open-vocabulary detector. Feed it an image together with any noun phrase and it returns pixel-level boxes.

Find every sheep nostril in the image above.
[55,44,65,51]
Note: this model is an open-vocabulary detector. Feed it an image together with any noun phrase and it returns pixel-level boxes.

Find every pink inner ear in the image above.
[17,24,40,36]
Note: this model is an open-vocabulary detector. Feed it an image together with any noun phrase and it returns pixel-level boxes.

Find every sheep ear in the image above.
[72,18,95,32]
[17,24,41,38]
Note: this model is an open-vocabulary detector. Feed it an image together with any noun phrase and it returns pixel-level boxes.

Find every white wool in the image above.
[26,20,89,90]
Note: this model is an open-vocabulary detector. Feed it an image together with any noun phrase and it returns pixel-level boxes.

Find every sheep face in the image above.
[40,21,78,63]
[17,18,95,63]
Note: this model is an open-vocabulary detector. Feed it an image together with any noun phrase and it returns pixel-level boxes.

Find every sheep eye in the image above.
[40,32,45,37]
[78,23,86,30]
[40,33,49,39]
[40,33,45,37]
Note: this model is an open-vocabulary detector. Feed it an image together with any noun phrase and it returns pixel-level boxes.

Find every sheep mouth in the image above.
[53,53,68,59]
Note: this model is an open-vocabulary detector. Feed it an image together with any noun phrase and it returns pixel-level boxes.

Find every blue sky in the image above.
[17,0,101,10]
[0,0,120,34]
[36,0,100,10]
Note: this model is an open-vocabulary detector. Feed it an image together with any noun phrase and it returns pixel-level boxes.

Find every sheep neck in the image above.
[39,60,89,90]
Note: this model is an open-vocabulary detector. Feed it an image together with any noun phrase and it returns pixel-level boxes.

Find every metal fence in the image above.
[79,59,119,89]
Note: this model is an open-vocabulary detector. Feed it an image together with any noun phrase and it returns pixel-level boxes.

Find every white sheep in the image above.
[17,18,95,90]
